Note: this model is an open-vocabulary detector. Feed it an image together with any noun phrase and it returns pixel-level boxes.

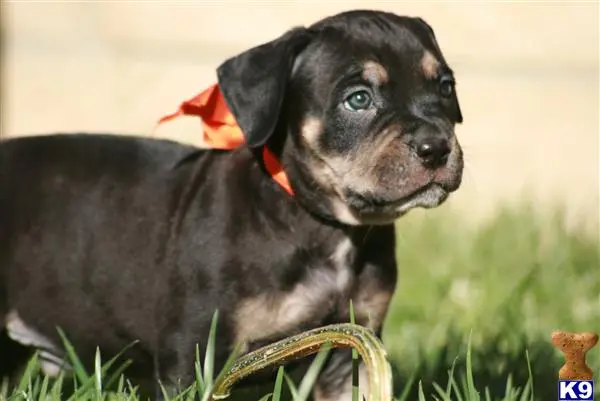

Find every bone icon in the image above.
[551,331,599,380]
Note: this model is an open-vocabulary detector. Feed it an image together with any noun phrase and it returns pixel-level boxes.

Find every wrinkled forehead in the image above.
[300,14,448,85]
[314,13,441,52]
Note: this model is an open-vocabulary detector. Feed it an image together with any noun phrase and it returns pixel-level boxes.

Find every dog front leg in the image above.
[314,225,397,401]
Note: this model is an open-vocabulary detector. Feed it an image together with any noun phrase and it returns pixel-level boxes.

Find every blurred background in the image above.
[1,1,598,400]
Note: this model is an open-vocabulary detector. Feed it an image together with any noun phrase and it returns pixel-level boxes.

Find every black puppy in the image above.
[0,10,463,400]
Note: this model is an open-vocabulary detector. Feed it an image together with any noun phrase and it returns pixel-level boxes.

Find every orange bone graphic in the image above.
[551,331,598,380]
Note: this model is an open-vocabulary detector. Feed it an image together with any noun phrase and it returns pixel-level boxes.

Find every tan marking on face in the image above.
[300,117,324,146]
[362,61,389,85]
[303,124,412,224]
[421,50,440,79]
[305,157,368,226]
[234,239,355,348]
[326,124,405,194]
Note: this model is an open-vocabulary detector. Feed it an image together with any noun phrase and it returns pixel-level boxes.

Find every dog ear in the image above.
[415,18,464,124]
[454,96,463,124]
[216,27,314,148]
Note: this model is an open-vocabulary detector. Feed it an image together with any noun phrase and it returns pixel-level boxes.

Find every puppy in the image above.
[0,9,464,400]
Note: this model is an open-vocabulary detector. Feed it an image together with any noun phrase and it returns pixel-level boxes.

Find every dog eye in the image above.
[439,77,455,98]
[344,90,373,111]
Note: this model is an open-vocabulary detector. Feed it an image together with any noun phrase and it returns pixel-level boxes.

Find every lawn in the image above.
[2,202,598,401]
[386,201,599,400]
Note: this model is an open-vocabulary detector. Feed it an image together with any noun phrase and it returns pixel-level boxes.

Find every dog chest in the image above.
[233,237,356,348]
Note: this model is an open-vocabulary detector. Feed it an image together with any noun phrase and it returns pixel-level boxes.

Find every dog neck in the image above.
[231,147,364,238]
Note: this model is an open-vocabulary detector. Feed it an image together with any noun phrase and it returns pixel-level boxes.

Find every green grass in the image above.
[385,202,599,400]
[2,202,598,400]
[0,318,537,401]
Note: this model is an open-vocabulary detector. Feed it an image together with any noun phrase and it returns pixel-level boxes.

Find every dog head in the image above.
[217,10,464,225]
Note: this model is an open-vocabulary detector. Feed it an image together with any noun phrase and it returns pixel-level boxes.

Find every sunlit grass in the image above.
[1,319,536,401]
[386,202,599,400]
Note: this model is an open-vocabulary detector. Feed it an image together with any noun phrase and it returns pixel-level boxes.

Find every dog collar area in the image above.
[156,83,294,196]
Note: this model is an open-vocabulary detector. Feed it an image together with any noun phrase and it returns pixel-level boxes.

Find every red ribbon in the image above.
[157,84,294,196]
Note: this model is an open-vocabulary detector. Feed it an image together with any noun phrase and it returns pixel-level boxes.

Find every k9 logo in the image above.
[558,380,595,401]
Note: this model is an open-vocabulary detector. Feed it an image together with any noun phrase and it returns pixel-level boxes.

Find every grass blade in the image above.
[213,343,243,388]
[446,356,459,396]
[396,371,416,401]
[185,385,198,401]
[172,385,194,401]
[296,342,332,401]
[504,374,513,399]
[104,360,133,390]
[125,380,139,399]
[117,374,125,394]
[417,380,426,401]
[203,310,219,394]
[525,349,534,401]
[271,366,285,401]
[94,347,103,401]
[101,340,139,375]
[465,330,479,401]
[519,381,532,401]
[195,343,206,396]
[432,382,453,401]
[57,327,89,383]
[16,353,40,394]
[349,300,360,401]
[203,343,242,401]
[50,371,65,400]
[38,374,50,401]
[64,338,138,401]
[31,374,41,398]
[284,373,300,400]
[159,381,172,401]
[450,376,464,401]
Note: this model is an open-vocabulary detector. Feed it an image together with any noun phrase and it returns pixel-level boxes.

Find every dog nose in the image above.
[415,137,451,168]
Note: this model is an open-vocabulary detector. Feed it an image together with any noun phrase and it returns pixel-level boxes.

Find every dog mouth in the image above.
[392,183,449,213]
[345,183,450,217]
